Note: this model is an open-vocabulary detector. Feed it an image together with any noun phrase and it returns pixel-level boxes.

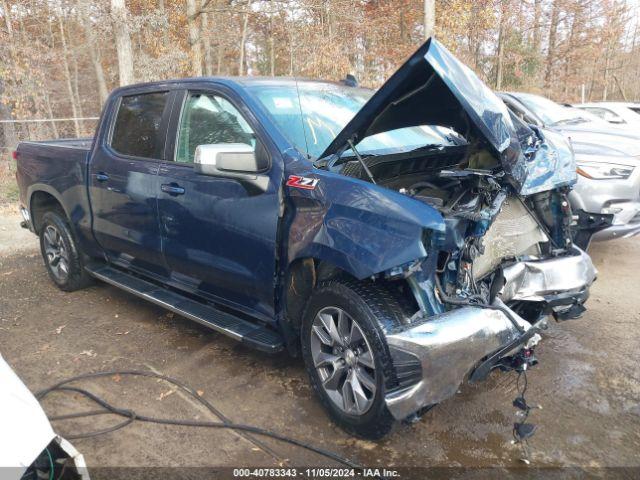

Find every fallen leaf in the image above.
[197,390,204,397]
[354,440,377,450]
[55,325,66,334]
[157,389,176,401]
[112,374,121,383]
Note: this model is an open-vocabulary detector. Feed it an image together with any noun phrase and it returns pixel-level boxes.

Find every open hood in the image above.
[319,38,527,185]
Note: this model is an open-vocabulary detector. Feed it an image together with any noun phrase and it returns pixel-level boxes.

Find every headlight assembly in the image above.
[576,162,634,180]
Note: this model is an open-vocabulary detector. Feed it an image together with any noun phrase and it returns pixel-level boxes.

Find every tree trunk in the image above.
[0,80,18,160]
[602,41,611,101]
[159,0,170,47]
[217,39,224,75]
[57,13,81,136]
[78,1,109,105]
[495,0,507,90]
[111,0,135,86]
[423,0,435,40]
[532,0,542,52]
[613,75,627,101]
[238,8,249,75]
[202,11,214,76]
[43,91,59,139]
[269,16,275,76]
[70,39,85,134]
[544,0,560,89]
[186,0,203,76]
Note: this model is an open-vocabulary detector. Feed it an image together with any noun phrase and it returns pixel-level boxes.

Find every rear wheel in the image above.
[39,211,92,292]
[301,278,404,439]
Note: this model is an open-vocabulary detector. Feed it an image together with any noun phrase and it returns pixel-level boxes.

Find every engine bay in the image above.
[338,146,575,323]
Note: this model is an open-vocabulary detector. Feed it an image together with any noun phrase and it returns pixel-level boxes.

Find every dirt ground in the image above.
[1,210,639,474]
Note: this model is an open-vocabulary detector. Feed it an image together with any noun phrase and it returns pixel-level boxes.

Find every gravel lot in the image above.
[1,211,639,474]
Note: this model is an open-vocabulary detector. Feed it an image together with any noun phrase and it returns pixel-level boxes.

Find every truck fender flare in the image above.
[27,184,70,231]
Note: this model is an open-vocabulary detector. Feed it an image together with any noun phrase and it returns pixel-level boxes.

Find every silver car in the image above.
[571,142,640,242]
[574,102,640,127]
[499,92,640,246]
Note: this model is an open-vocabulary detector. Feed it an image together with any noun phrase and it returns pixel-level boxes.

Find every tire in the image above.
[300,278,405,439]
[39,210,92,292]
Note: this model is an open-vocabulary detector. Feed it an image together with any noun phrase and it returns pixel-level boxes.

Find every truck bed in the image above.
[15,137,95,249]
[20,137,93,150]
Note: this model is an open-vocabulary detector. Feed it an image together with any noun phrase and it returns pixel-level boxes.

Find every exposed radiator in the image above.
[473,196,548,279]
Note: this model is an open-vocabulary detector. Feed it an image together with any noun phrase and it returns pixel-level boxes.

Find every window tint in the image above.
[111,92,168,159]
[175,93,255,163]
[584,107,626,123]
[582,107,608,119]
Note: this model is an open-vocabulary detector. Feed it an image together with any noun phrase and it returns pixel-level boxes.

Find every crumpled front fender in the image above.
[519,127,578,196]
[286,170,445,279]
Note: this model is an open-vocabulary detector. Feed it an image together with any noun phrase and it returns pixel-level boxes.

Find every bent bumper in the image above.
[383,247,597,421]
[501,246,597,302]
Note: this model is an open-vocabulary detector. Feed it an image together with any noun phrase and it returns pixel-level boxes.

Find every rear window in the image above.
[111,92,169,159]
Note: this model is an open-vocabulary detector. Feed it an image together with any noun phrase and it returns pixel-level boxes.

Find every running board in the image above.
[85,265,284,354]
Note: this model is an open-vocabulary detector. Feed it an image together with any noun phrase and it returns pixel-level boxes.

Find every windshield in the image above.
[247,82,460,159]
[514,93,597,126]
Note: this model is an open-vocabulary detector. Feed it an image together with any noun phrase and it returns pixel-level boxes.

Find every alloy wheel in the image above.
[310,306,377,415]
[43,225,69,282]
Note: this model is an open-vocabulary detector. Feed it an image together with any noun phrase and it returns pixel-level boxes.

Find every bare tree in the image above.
[544,0,560,89]
[424,0,435,40]
[186,0,203,76]
[238,5,249,75]
[57,11,81,135]
[77,1,109,105]
[111,0,135,86]
[495,0,508,89]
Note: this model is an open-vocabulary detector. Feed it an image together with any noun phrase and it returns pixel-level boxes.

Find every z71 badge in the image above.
[286,175,319,190]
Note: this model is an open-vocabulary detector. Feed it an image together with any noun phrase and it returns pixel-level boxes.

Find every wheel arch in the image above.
[29,186,68,234]
[281,256,418,355]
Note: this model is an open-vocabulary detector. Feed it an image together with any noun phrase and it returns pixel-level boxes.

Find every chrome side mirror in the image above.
[194,143,270,192]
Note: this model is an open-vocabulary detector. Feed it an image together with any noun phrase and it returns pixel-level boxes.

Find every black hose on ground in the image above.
[35,370,360,468]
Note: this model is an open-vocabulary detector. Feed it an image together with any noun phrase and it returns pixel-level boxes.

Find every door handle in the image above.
[95,172,109,182]
[161,183,185,195]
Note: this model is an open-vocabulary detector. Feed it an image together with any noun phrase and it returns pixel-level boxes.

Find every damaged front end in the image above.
[312,38,597,421]
[385,242,596,420]
[380,173,596,420]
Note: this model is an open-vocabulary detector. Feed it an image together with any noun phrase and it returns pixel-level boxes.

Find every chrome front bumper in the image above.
[501,247,597,302]
[384,247,597,421]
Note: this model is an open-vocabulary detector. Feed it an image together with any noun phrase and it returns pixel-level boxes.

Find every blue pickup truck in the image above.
[15,39,596,438]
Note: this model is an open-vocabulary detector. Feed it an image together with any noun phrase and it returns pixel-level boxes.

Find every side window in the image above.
[583,107,607,119]
[504,98,538,126]
[601,109,625,124]
[111,92,169,159]
[175,92,255,164]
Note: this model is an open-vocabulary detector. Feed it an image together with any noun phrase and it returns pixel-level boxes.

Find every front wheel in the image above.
[301,279,404,439]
